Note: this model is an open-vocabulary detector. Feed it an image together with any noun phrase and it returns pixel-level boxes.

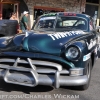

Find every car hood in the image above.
[22,30,86,55]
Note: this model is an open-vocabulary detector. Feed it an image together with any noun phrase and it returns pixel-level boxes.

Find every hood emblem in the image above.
[59,43,63,46]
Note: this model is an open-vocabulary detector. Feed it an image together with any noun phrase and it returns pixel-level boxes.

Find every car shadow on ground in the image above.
[0,80,84,94]
[60,86,84,91]
[0,80,54,94]
[0,80,82,93]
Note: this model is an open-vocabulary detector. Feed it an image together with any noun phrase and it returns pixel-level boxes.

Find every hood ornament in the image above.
[25,31,29,37]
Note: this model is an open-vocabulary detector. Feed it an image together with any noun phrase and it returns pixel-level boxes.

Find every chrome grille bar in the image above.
[0,58,63,71]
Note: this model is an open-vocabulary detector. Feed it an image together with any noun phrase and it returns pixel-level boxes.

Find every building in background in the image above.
[2,0,100,28]
[85,0,99,18]
[25,0,86,27]
[0,0,86,27]
[0,0,29,20]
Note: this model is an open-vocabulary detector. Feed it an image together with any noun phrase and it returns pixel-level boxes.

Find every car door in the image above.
[86,18,97,51]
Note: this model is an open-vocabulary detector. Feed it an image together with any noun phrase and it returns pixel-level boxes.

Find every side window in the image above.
[89,20,94,31]
[74,20,87,30]
[62,20,77,26]
[75,20,85,26]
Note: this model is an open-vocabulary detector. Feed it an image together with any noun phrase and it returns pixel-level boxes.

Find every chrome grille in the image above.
[0,57,69,74]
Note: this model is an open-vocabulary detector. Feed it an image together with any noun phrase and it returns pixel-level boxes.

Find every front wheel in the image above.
[77,59,92,90]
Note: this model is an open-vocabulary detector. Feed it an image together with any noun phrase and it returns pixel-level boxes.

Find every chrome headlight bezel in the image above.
[65,45,81,61]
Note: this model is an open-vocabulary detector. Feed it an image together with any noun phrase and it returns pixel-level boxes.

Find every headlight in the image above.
[65,46,80,60]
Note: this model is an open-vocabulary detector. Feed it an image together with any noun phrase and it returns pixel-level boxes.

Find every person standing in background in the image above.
[20,11,29,32]
[10,12,18,21]
[0,14,2,20]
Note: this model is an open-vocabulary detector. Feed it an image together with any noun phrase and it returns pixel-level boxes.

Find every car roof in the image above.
[41,12,90,19]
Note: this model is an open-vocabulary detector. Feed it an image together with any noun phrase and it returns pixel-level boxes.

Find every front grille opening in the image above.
[17,63,31,68]
[9,70,32,76]
[0,56,16,60]
[36,65,57,70]
[37,72,56,75]
[60,74,70,76]
[0,62,14,66]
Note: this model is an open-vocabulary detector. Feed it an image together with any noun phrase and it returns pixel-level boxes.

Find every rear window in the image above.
[56,17,87,30]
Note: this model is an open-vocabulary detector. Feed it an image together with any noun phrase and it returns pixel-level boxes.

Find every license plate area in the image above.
[4,69,38,87]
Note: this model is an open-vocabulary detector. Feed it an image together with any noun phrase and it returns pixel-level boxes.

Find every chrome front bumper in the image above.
[0,57,88,88]
[0,69,88,88]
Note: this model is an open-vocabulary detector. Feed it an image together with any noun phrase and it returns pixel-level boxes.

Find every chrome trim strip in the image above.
[0,65,32,72]
[0,59,16,63]
[13,57,20,67]
[55,71,60,88]
[0,65,69,74]
[27,58,36,70]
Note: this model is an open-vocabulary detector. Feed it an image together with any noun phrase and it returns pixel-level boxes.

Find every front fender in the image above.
[0,37,12,48]
[61,40,87,68]
[0,34,25,51]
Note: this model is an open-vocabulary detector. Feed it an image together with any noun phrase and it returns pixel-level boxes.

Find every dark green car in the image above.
[0,12,99,90]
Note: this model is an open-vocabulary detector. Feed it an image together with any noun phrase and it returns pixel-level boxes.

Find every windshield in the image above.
[33,16,88,32]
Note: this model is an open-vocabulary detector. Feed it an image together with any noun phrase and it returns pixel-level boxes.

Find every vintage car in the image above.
[0,12,99,90]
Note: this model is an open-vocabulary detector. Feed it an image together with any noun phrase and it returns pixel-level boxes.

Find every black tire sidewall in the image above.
[78,58,92,90]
